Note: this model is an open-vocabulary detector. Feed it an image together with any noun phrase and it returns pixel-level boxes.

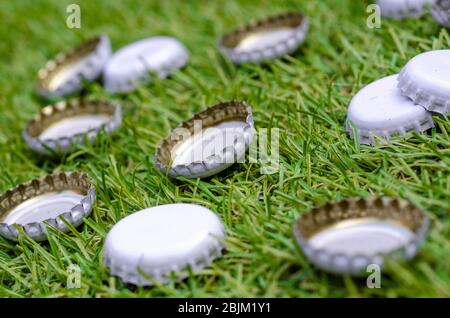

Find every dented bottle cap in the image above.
[23,99,122,155]
[398,49,450,115]
[219,12,308,64]
[346,74,434,145]
[37,34,111,100]
[103,203,225,286]
[377,0,434,19]
[293,197,429,276]
[0,171,95,241]
[103,36,189,93]
[154,101,254,179]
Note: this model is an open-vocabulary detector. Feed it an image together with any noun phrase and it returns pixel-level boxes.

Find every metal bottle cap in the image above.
[293,197,429,276]
[398,50,450,115]
[0,171,95,241]
[346,74,434,145]
[37,34,112,100]
[103,203,225,286]
[431,0,450,27]
[218,12,308,64]
[154,101,254,179]
[377,0,434,19]
[23,99,122,155]
[103,36,189,93]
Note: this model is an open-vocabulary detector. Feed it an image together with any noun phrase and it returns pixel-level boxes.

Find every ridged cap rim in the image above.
[0,171,95,241]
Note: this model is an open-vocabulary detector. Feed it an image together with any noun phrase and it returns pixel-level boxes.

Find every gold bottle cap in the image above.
[218,12,308,64]
[293,197,429,276]
[154,101,254,179]
[0,171,95,241]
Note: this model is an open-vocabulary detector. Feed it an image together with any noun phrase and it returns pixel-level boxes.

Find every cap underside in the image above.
[156,101,251,171]
[170,120,248,166]
[0,172,92,230]
[26,100,116,140]
[1,190,84,225]
[221,12,305,50]
[308,218,415,256]
[38,37,102,91]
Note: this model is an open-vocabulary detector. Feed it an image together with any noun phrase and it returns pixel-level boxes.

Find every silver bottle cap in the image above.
[431,0,450,27]
[398,50,450,115]
[219,12,308,64]
[377,0,434,19]
[23,99,122,155]
[103,203,225,286]
[346,74,434,145]
[154,101,254,179]
[0,171,95,241]
[103,36,189,93]
[37,34,111,99]
[293,197,429,276]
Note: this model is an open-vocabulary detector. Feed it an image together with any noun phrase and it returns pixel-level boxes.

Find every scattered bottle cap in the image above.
[377,0,434,19]
[346,74,434,145]
[0,171,95,241]
[36,34,111,100]
[23,99,122,155]
[293,197,429,276]
[103,203,225,286]
[398,49,450,115]
[154,101,254,179]
[431,0,450,27]
[103,36,189,93]
[218,12,308,64]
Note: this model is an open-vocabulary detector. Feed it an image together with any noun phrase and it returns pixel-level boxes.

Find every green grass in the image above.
[0,0,449,298]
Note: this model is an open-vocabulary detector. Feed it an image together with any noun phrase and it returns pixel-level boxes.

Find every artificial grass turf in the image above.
[0,0,449,297]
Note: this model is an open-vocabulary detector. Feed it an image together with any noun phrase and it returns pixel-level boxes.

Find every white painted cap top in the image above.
[347,74,434,145]
[103,204,225,286]
[398,49,450,114]
[377,0,435,19]
[103,36,189,93]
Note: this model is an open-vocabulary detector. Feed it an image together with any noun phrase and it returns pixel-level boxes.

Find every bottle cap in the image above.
[23,99,122,155]
[398,49,450,115]
[154,101,254,179]
[103,203,225,286]
[293,197,429,276]
[431,0,450,27]
[0,171,95,241]
[218,12,308,64]
[36,34,111,100]
[103,36,189,93]
[377,0,434,19]
[346,74,434,145]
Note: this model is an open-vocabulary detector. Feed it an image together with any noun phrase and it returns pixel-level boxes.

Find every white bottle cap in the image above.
[293,197,429,276]
[377,0,435,19]
[346,74,434,145]
[103,36,189,93]
[37,34,111,100]
[23,99,122,155]
[398,49,450,114]
[154,101,254,179]
[219,12,308,64]
[103,204,225,286]
[0,172,95,242]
